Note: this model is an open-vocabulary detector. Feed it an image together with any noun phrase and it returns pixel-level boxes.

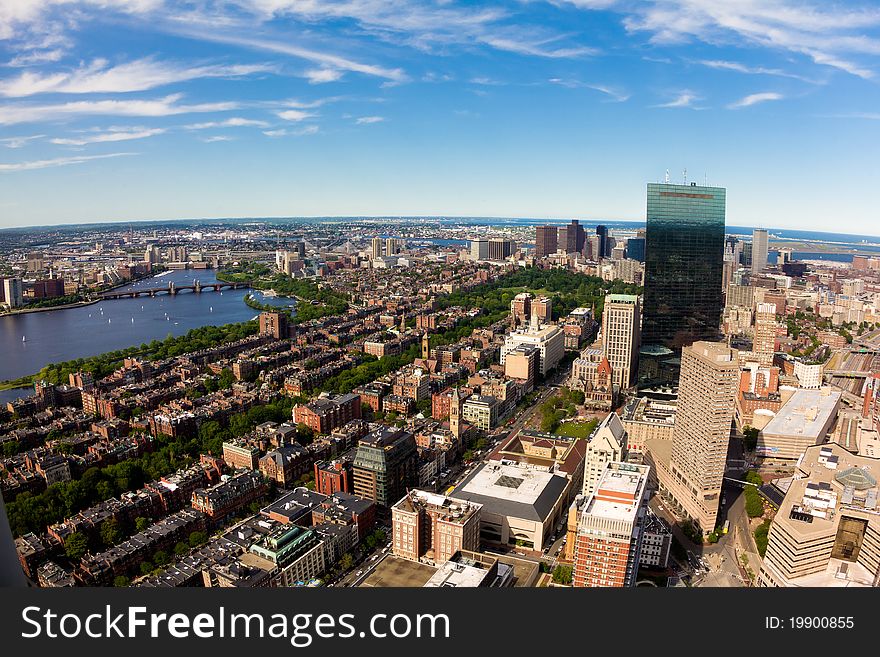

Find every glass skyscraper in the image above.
[641,182,726,360]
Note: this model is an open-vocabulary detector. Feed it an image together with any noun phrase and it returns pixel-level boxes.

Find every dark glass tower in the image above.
[642,182,725,355]
[626,237,645,262]
[595,225,608,258]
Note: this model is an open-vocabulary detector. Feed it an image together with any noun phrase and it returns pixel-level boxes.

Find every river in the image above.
[0,269,294,393]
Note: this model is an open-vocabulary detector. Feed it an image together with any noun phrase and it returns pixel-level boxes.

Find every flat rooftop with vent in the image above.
[758,443,880,588]
[451,461,571,551]
[758,387,842,461]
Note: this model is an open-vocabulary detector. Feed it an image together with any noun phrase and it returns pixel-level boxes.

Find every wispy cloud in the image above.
[609,0,880,79]
[355,116,384,124]
[184,117,269,129]
[699,59,818,83]
[169,29,408,83]
[262,126,319,137]
[7,49,66,67]
[0,152,135,173]
[0,58,274,97]
[0,93,238,125]
[653,91,701,108]
[469,76,504,86]
[727,91,784,109]
[548,78,630,102]
[0,134,45,148]
[276,109,317,122]
[200,135,233,143]
[304,68,343,84]
[50,126,165,146]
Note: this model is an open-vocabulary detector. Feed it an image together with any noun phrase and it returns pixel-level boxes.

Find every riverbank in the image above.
[0,269,165,318]
[1,298,100,317]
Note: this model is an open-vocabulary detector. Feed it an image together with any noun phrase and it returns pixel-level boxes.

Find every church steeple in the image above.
[449,386,462,439]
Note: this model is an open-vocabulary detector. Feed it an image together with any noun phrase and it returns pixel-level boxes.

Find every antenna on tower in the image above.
[704,172,708,186]
[683,168,687,184]
[664,169,670,184]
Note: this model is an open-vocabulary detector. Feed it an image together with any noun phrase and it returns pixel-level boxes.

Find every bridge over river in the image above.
[99,280,250,299]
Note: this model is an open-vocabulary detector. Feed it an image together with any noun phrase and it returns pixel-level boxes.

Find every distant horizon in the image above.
[2,214,879,241]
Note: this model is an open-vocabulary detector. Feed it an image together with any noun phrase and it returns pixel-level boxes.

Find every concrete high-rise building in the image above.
[259,311,288,339]
[753,302,778,366]
[532,296,553,324]
[391,490,482,565]
[601,294,641,390]
[752,228,769,274]
[583,413,629,498]
[371,237,384,260]
[470,239,489,260]
[2,277,23,308]
[652,341,739,533]
[595,225,608,259]
[501,323,565,376]
[488,238,515,261]
[759,443,880,587]
[535,225,558,259]
[510,292,532,328]
[385,237,399,256]
[144,245,160,264]
[642,182,725,360]
[572,462,649,588]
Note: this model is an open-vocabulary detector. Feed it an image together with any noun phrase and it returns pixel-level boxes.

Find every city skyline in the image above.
[0,1,879,232]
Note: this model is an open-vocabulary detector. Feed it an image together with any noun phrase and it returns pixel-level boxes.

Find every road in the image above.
[648,477,761,587]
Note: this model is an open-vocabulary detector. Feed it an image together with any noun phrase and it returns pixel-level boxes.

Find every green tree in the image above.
[153,550,169,566]
[174,541,190,556]
[140,561,154,576]
[64,532,89,561]
[742,426,760,451]
[340,553,354,570]
[113,575,131,587]
[218,368,235,390]
[100,518,123,547]
[135,517,152,532]
[229,413,253,437]
[189,531,207,548]
[551,565,573,585]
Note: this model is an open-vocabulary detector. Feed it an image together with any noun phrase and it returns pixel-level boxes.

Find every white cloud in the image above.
[699,59,819,82]
[200,135,233,143]
[355,116,384,124]
[549,78,630,102]
[0,151,135,173]
[171,29,408,83]
[276,109,317,122]
[469,76,504,85]
[304,68,343,84]
[262,125,319,137]
[0,58,274,97]
[0,134,44,148]
[184,117,269,129]
[654,91,700,108]
[50,127,165,146]
[611,0,880,79]
[0,93,238,125]
[727,91,784,109]
[7,49,66,67]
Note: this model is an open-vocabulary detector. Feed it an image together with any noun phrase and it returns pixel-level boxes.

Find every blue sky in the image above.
[1,1,879,234]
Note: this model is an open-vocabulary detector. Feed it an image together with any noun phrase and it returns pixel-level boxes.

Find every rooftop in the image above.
[762,387,841,439]
[452,461,569,522]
